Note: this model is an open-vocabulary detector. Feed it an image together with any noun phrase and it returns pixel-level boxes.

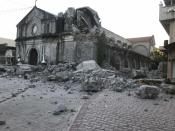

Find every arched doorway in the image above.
[29,48,38,65]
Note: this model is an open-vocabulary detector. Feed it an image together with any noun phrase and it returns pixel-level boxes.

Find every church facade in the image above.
[16,6,100,65]
[16,6,151,71]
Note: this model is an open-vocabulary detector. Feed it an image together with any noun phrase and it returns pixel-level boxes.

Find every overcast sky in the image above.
[0,0,169,47]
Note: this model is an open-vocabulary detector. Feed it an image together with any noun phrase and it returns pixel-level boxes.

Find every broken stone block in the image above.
[0,65,6,72]
[28,84,36,88]
[113,87,123,92]
[162,84,175,94]
[16,64,32,75]
[0,120,6,126]
[55,71,72,82]
[76,60,100,72]
[81,76,104,92]
[30,77,40,82]
[132,69,146,79]
[135,85,160,99]
[81,95,90,99]
[11,92,17,97]
[53,105,67,115]
[47,75,57,81]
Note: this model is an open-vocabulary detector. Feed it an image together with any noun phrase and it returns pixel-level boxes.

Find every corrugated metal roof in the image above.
[0,37,15,47]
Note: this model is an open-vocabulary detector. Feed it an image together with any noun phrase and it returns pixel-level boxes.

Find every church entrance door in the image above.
[29,48,38,65]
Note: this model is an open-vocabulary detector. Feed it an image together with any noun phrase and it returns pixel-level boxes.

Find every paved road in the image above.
[69,89,175,131]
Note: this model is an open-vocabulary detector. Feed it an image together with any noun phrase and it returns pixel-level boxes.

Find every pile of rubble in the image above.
[135,85,160,99]
[1,60,175,99]
[73,60,138,92]
[0,60,140,93]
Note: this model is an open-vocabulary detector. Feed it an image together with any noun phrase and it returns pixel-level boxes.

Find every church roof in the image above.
[17,6,56,27]
[127,36,155,45]
[102,28,132,45]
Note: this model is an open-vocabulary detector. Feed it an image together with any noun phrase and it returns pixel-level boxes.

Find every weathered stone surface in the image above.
[81,76,104,92]
[0,120,6,126]
[81,95,90,99]
[110,78,138,92]
[28,84,36,88]
[47,75,56,81]
[162,84,175,94]
[0,65,6,72]
[136,85,160,99]
[16,64,32,75]
[132,69,146,79]
[76,7,101,33]
[55,71,72,82]
[50,63,76,73]
[64,7,76,32]
[53,105,67,115]
[76,60,100,72]
[47,71,72,82]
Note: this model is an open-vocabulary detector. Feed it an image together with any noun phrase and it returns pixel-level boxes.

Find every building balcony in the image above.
[159,4,175,34]
[159,4,175,21]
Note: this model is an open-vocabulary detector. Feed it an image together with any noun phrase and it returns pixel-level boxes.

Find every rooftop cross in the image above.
[35,0,38,7]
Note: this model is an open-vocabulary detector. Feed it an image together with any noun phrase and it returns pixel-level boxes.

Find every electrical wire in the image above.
[7,0,28,7]
[0,6,33,14]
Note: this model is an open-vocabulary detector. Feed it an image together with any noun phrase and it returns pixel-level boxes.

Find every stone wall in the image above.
[16,39,58,64]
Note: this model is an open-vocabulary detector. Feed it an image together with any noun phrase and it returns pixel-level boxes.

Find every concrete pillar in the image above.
[167,60,172,79]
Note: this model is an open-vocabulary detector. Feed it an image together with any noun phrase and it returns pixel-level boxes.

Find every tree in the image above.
[150,48,167,69]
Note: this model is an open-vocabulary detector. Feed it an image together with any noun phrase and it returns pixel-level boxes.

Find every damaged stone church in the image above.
[16,6,151,71]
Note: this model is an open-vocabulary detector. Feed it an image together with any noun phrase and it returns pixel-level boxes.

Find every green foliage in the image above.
[96,32,107,65]
[151,48,167,62]
[151,48,167,69]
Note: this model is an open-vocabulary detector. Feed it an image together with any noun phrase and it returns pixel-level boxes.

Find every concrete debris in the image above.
[81,95,90,99]
[147,70,163,79]
[136,79,163,86]
[76,60,100,72]
[55,71,72,82]
[47,71,73,82]
[28,84,36,88]
[0,120,6,126]
[0,65,6,72]
[15,64,32,75]
[162,84,175,94]
[47,75,57,81]
[136,85,160,99]
[81,76,104,92]
[163,98,169,102]
[53,104,68,115]
[132,69,146,79]
[110,78,138,92]
[48,63,76,73]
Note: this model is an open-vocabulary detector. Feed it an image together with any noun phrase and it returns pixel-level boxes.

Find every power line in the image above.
[0,6,33,14]
[7,0,28,7]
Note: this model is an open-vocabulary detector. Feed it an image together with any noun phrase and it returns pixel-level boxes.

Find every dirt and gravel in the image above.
[0,76,88,131]
[0,61,174,131]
